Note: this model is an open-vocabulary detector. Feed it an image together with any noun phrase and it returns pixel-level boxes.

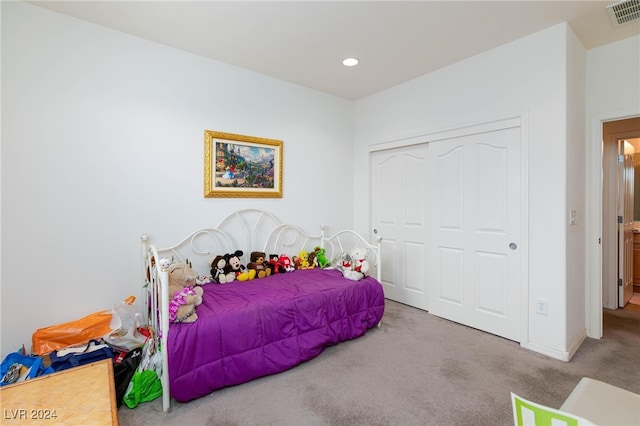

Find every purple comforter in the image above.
[167,268,385,402]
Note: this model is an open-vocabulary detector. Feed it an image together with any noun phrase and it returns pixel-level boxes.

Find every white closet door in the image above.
[371,145,429,310]
[428,126,522,341]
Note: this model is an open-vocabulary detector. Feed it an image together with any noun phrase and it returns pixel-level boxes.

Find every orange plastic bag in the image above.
[31,310,113,355]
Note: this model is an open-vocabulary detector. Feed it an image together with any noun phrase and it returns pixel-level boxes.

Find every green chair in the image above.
[511,393,595,426]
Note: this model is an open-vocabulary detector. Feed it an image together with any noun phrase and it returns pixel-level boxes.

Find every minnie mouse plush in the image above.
[269,254,283,274]
[210,255,235,284]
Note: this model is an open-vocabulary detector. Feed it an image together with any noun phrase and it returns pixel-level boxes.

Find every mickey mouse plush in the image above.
[224,250,256,281]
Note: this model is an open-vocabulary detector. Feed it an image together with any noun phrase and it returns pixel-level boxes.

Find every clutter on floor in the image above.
[0,296,162,410]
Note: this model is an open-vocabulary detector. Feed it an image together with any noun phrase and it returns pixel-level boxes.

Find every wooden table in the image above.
[560,377,640,426]
[0,359,118,425]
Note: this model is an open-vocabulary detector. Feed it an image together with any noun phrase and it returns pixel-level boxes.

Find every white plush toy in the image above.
[342,248,369,281]
[196,274,213,285]
[158,257,171,270]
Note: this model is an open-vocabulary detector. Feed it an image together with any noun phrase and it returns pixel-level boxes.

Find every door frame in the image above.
[587,107,640,339]
[368,114,529,346]
[617,140,635,307]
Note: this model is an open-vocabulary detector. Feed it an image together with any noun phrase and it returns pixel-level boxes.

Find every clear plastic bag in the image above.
[103,296,147,352]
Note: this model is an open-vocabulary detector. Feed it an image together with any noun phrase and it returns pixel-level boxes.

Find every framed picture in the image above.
[204,130,283,198]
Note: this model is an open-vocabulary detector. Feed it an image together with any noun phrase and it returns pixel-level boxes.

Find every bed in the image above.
[140,209,385,411]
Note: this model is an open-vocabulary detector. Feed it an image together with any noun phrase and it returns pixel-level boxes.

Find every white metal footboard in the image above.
[140,234,170,412]
[320,227,382,283]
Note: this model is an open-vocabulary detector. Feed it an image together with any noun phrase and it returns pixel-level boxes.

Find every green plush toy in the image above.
[314,247,329,268]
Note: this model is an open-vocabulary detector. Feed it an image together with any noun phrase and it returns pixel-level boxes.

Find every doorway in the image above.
[602,118,640,308]
[587,115,640,339]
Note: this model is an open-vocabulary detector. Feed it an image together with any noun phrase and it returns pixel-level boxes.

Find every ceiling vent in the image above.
[606,0,640,26]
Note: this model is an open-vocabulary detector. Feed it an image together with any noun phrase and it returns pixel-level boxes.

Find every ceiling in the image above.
[28,1,640,100]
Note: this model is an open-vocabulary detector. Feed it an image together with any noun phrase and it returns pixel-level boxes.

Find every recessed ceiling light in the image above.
[342,57,359,67]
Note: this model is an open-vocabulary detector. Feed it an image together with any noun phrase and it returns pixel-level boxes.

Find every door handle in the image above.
[509,243,517,250]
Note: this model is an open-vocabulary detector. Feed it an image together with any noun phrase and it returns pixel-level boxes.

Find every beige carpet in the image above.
[117,301,640,425]
[630,293,640,306]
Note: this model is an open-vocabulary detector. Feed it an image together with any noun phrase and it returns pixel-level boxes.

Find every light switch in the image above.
[570,209,577,225]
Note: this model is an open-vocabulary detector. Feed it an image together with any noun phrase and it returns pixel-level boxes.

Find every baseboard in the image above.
[525,328,588,362]
[526,342,571,361]
[566,328,588,361]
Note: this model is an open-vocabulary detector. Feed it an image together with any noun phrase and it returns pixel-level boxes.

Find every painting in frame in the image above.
[204,130,283,198]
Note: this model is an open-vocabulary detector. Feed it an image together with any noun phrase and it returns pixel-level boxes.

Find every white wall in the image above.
[3,1,638,362]
[585,35,640,337]
[353,24,575,359]
[586,36,640,117]
[1,2,354,358]
[565,28,587,356]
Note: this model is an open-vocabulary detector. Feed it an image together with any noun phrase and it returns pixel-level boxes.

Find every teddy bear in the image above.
[341,248,370,281]
[168,262,203,323]
[224,250,256,281]
[210,255,235,284]
[247,251,272,278]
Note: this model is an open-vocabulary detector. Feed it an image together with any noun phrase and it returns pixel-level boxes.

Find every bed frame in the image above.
[140,209,382,411]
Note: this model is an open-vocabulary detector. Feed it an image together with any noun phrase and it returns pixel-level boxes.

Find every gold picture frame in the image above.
[204,130,283,198]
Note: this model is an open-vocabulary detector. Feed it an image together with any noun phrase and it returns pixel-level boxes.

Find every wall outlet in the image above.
[535,299,548,315]
[569,209,577,225]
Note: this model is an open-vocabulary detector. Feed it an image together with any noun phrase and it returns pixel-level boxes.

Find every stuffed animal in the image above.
[307,251,318,269]
[337,251,352,271]
[210,255,235,284]
[158,257,171,270]
[298,250,311,269]
[169,287,200,323]
[314,247,329,269]
[268,254,282,274]
[292,255,301,270]
[277,254,295,272]
[247,251,272,278]
[352,248,370,275]
[168,262,203,323]
[196,274,213,285]
[224,250,256,281]
[342,248,370,281]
